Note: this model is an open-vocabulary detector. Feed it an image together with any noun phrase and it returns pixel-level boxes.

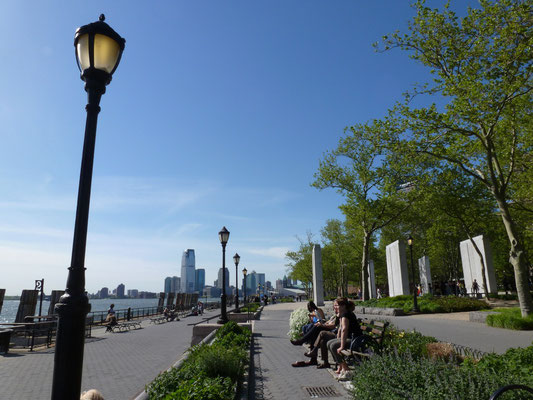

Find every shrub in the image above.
[351,352,529,400]
[194,344,247,382]
[383,328,438,358]
[287,307,309,340]
[163,376,234,400]
[486,308,533,330]
[239,303,260,313]
[471,346,533,382]
[360,294,490,314]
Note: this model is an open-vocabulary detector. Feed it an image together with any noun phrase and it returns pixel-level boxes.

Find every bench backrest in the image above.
[358,319,388,344]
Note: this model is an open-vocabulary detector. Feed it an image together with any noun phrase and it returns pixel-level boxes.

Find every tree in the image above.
[285,232,314,298]
[379,0,533,316]
[313,122,420,300]
[321,219,352,297]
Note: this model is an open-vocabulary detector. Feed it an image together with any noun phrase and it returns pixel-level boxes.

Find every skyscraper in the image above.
[195,268,205,293]
[181,249,196,293]
[165,276,181,293]
[117,283,125,298]
[217,267,230,291]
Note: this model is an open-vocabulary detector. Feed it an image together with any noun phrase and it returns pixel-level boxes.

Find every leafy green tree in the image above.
[313,122,419,300]
[321,219,352,297]
[285,232,314,298]
[379,0,533,316]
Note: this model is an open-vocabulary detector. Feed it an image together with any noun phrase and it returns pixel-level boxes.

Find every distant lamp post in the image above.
[218,226,230,324]
[407,235,419,313]
[233,253,241,312]
[242,267,248,305]
[35,279,44,318]
[52,14,125,400]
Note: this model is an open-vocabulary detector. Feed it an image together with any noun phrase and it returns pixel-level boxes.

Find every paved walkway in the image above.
[0,311,212,400]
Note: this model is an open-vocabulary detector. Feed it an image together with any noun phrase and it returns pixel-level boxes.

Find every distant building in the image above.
[139,291,157,299]
[195,269,205,293]
[117,284,125,298]
[181,249,196,293]
[203,286,220,298]
[244,270,258,296]
[266,281,272,291]
[257,273,266,288]
[276,279,283,291]
[217,267,230,291]
[99,287,109,299]
[127,289,139,298]
[165,276,180,293]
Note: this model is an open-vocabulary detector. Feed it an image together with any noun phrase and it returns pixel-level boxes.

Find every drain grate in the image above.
[303,386,341,398]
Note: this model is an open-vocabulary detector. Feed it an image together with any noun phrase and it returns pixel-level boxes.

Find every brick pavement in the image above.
[252,302,351,400]
[0,311,212,400]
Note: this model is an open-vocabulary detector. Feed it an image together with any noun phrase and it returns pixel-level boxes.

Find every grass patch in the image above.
[486,308,533,330]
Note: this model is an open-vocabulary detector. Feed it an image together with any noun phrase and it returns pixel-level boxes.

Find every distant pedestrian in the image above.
[376,288,382,299]
[472,279,480,296]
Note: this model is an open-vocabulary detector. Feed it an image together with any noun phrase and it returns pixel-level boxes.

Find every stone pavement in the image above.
[251,302,351,400]
[0,311,213,400]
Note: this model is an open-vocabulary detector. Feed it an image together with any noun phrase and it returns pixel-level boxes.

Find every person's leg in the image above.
[327,338,343,373]
[291,325,325,346]
[318,331,336,367]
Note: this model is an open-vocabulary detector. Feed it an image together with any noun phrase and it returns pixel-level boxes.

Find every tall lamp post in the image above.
[407,235,419,313]
[242,267,248,320]
[218,226,230,324]
[51,15,125,400]
[35,279,44,318]
[233,253,240,312]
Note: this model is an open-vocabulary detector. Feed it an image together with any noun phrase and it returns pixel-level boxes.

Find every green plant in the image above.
[287,307,309,340]
[351,352,530,400]
[163,376,235,400]
[383,328,438,358]
[360,295,490,314]
[486,308,533,330]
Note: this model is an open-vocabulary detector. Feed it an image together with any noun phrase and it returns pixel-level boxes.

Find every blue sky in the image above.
[0,1,472,296]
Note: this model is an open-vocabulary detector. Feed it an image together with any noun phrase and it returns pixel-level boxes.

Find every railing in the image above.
[187,307,240,327]
[489,384,533,399]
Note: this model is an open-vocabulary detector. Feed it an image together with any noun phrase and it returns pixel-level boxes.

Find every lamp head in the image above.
[407,235,413,246]
[233,253,240,266]
[218,226,230,245]
[74,14,125,87]
[242,267,247,276]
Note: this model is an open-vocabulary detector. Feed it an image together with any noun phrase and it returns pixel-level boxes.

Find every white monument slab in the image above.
[368,260,377,298]
[460,235,497,294]
[418,256,432,294]
[386,240,410,296]
[312,244,324,306]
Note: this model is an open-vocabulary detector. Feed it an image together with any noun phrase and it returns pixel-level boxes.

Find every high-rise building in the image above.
[195,269,205,293]
[164,276,181,293]
[257,273,266,288]
[99,287,109,299]
[276,279,283,291]
[128,289,139,298]
[217,267,230,291]
[117,283,125,298]
[244,270,258,296]
[181,249,196,293]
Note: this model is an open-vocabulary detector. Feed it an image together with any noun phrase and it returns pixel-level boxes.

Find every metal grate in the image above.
[303,386,342,398]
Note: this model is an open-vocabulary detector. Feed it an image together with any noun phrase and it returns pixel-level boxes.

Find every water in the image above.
[0,297,221,323]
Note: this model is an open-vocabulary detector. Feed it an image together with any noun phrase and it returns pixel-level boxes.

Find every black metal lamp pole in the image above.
[242,267,247,305]
[218,227,230,324]
[233,253,240,312]
[51,15,124,400]
[408,235,419,313]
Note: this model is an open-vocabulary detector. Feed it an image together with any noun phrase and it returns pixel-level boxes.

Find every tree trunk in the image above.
[361,231,371,301]
[495,196,533,317]
[466,234,490,299]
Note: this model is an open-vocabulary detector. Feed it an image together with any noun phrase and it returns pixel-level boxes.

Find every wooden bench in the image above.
[340,319,389,360]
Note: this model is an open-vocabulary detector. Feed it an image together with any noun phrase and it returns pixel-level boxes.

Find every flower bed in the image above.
[350,325,533,399]
[146,322,251,400]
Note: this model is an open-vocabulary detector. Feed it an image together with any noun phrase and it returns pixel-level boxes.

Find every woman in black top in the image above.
[327,297,360,380]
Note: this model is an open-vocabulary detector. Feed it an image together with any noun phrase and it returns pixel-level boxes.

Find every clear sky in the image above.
[0,1,475,296]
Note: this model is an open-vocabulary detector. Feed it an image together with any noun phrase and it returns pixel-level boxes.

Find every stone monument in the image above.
[312,244,324,306]
[386,240,410,296]
[368,260,377,298]
[418,256,432,295]
[460,235,497,294]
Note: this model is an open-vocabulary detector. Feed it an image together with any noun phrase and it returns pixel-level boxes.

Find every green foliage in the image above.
[486,308,533,330]
[147,322,250,400]
[278,297,295,303]
[351,352,531,400]
[163,376,234,400]
[383,328,438,358]
[472,346,533,382]
[239,303,260,312]
[360,294,490,314]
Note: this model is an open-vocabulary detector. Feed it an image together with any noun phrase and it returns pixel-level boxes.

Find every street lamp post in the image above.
[218,227,230,324]
[51,15,125,400]
[243,267,248,320]
[35,279,44,318]
[407,235,419,313]
[233,253,240,312]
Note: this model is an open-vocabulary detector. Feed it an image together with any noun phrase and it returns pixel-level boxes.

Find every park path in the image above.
[0,311,211,400]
